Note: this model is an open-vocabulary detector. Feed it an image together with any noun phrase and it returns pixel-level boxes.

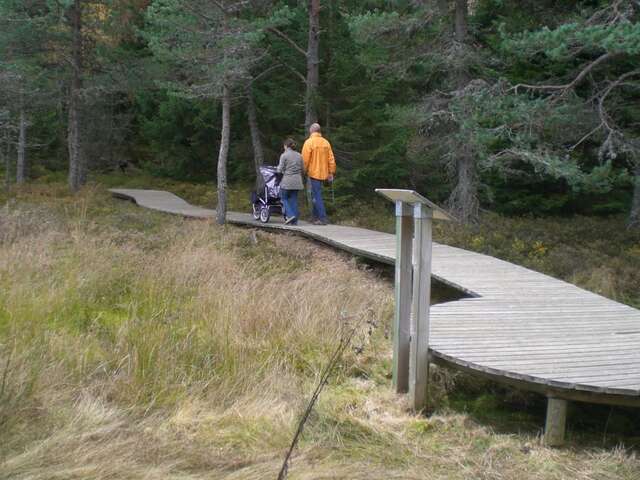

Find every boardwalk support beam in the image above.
[544,397,568,447]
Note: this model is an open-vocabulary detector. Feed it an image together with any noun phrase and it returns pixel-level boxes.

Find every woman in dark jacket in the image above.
[277,138,304,225]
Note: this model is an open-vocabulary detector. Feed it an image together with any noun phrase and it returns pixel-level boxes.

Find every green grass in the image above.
[1,175,640,479]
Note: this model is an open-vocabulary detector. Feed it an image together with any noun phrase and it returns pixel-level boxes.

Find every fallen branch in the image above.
[276,318,360,480]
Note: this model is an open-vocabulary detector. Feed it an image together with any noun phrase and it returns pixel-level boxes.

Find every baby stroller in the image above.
[251,165,284,223]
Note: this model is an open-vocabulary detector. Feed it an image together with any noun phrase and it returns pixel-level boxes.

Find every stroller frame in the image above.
[251,165,285,223]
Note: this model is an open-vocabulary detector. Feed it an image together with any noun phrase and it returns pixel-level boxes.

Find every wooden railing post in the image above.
[393,200,413,393]
[376,188,454,412]
[409,203,433,411]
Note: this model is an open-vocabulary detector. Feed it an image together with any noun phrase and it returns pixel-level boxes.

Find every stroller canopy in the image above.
[256,165,281,200]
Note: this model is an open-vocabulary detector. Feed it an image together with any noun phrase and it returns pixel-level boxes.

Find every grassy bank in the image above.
[13,170,638,310]
[1,177,640,479]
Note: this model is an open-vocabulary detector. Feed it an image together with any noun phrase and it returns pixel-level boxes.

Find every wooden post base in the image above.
[544,397,568,447]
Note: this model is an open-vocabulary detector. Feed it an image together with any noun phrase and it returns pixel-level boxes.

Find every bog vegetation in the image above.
[2,0,640,478]
[1,180,640,479]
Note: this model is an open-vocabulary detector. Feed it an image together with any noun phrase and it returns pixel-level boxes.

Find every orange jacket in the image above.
[301,133,336,181]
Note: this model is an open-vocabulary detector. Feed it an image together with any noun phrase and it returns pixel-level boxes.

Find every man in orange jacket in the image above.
[301,123,336,225]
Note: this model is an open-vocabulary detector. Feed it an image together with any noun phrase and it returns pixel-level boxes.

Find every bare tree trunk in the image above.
[454,0,468,43]
[67,0,84,192]
[78,112,88,185]
[216,82,231,225]
[16,107,27,184]
[305,0,320,132]
[448,148,478,224]
[629,164,640,229]
[246,84,264,177]
[2,127,9,191]
[449,0,477,223]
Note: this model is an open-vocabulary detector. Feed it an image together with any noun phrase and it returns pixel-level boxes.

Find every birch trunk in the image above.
[67,0,84,192]
[629,164,640,229]
[305,0,320,132]
[216,82,231,225]
[246,85,264,177]
[16,107,27,184]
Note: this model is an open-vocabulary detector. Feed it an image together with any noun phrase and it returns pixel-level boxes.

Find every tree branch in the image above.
[568,122,604,151]
[266,27,308,57]
[598,68,640,133]
[276,59,307,85]
[511,52,619,95]
[249,64,282,85]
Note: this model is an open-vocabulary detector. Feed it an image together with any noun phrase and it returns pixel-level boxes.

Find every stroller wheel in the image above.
[252,203,260,220]
[259,207,270,223]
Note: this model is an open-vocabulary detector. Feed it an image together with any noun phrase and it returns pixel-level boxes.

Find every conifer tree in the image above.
[0,0,115,191]
[146,0,272,224]
[486,0,640,227]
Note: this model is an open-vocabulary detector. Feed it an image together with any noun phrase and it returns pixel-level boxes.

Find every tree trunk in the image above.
[67,0,84,192]
[629,164,640,229]
[246,84,264,177]
[16,107,27,184]
[216,82,231,225]
[448,147,478,224]
[449,0,476,223]
[454,0,468,43]
[305,0,320,132]
[2,128,9,191]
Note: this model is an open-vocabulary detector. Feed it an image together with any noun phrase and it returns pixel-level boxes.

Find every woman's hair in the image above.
[284,138,297,150]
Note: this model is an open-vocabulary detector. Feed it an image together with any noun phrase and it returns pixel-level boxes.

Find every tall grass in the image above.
[1,182,639,479]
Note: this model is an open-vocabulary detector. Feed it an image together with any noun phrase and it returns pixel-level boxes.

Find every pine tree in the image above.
[487,0,640,227]
[0,3,45,186]
[0,0,117,191]
[146,0,272,224]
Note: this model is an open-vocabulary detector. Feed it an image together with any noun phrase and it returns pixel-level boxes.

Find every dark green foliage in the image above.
[134,90,219,180]
[1,0,639,223]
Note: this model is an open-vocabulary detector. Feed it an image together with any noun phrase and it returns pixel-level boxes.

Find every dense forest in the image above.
[1,0,639,226]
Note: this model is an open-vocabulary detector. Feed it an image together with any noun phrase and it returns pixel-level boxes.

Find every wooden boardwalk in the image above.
[110,188,640,407]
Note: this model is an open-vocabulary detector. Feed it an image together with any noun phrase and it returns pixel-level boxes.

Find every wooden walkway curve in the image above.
[110,189,640,409]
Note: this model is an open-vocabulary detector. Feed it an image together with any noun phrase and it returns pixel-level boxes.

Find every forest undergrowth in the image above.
[1,176,640,479]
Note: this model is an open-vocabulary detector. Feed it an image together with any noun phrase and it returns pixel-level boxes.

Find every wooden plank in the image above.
[451,350,640,363]
[433,339,640,350]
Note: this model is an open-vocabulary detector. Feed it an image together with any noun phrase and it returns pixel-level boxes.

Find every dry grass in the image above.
[1,182,640,479]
